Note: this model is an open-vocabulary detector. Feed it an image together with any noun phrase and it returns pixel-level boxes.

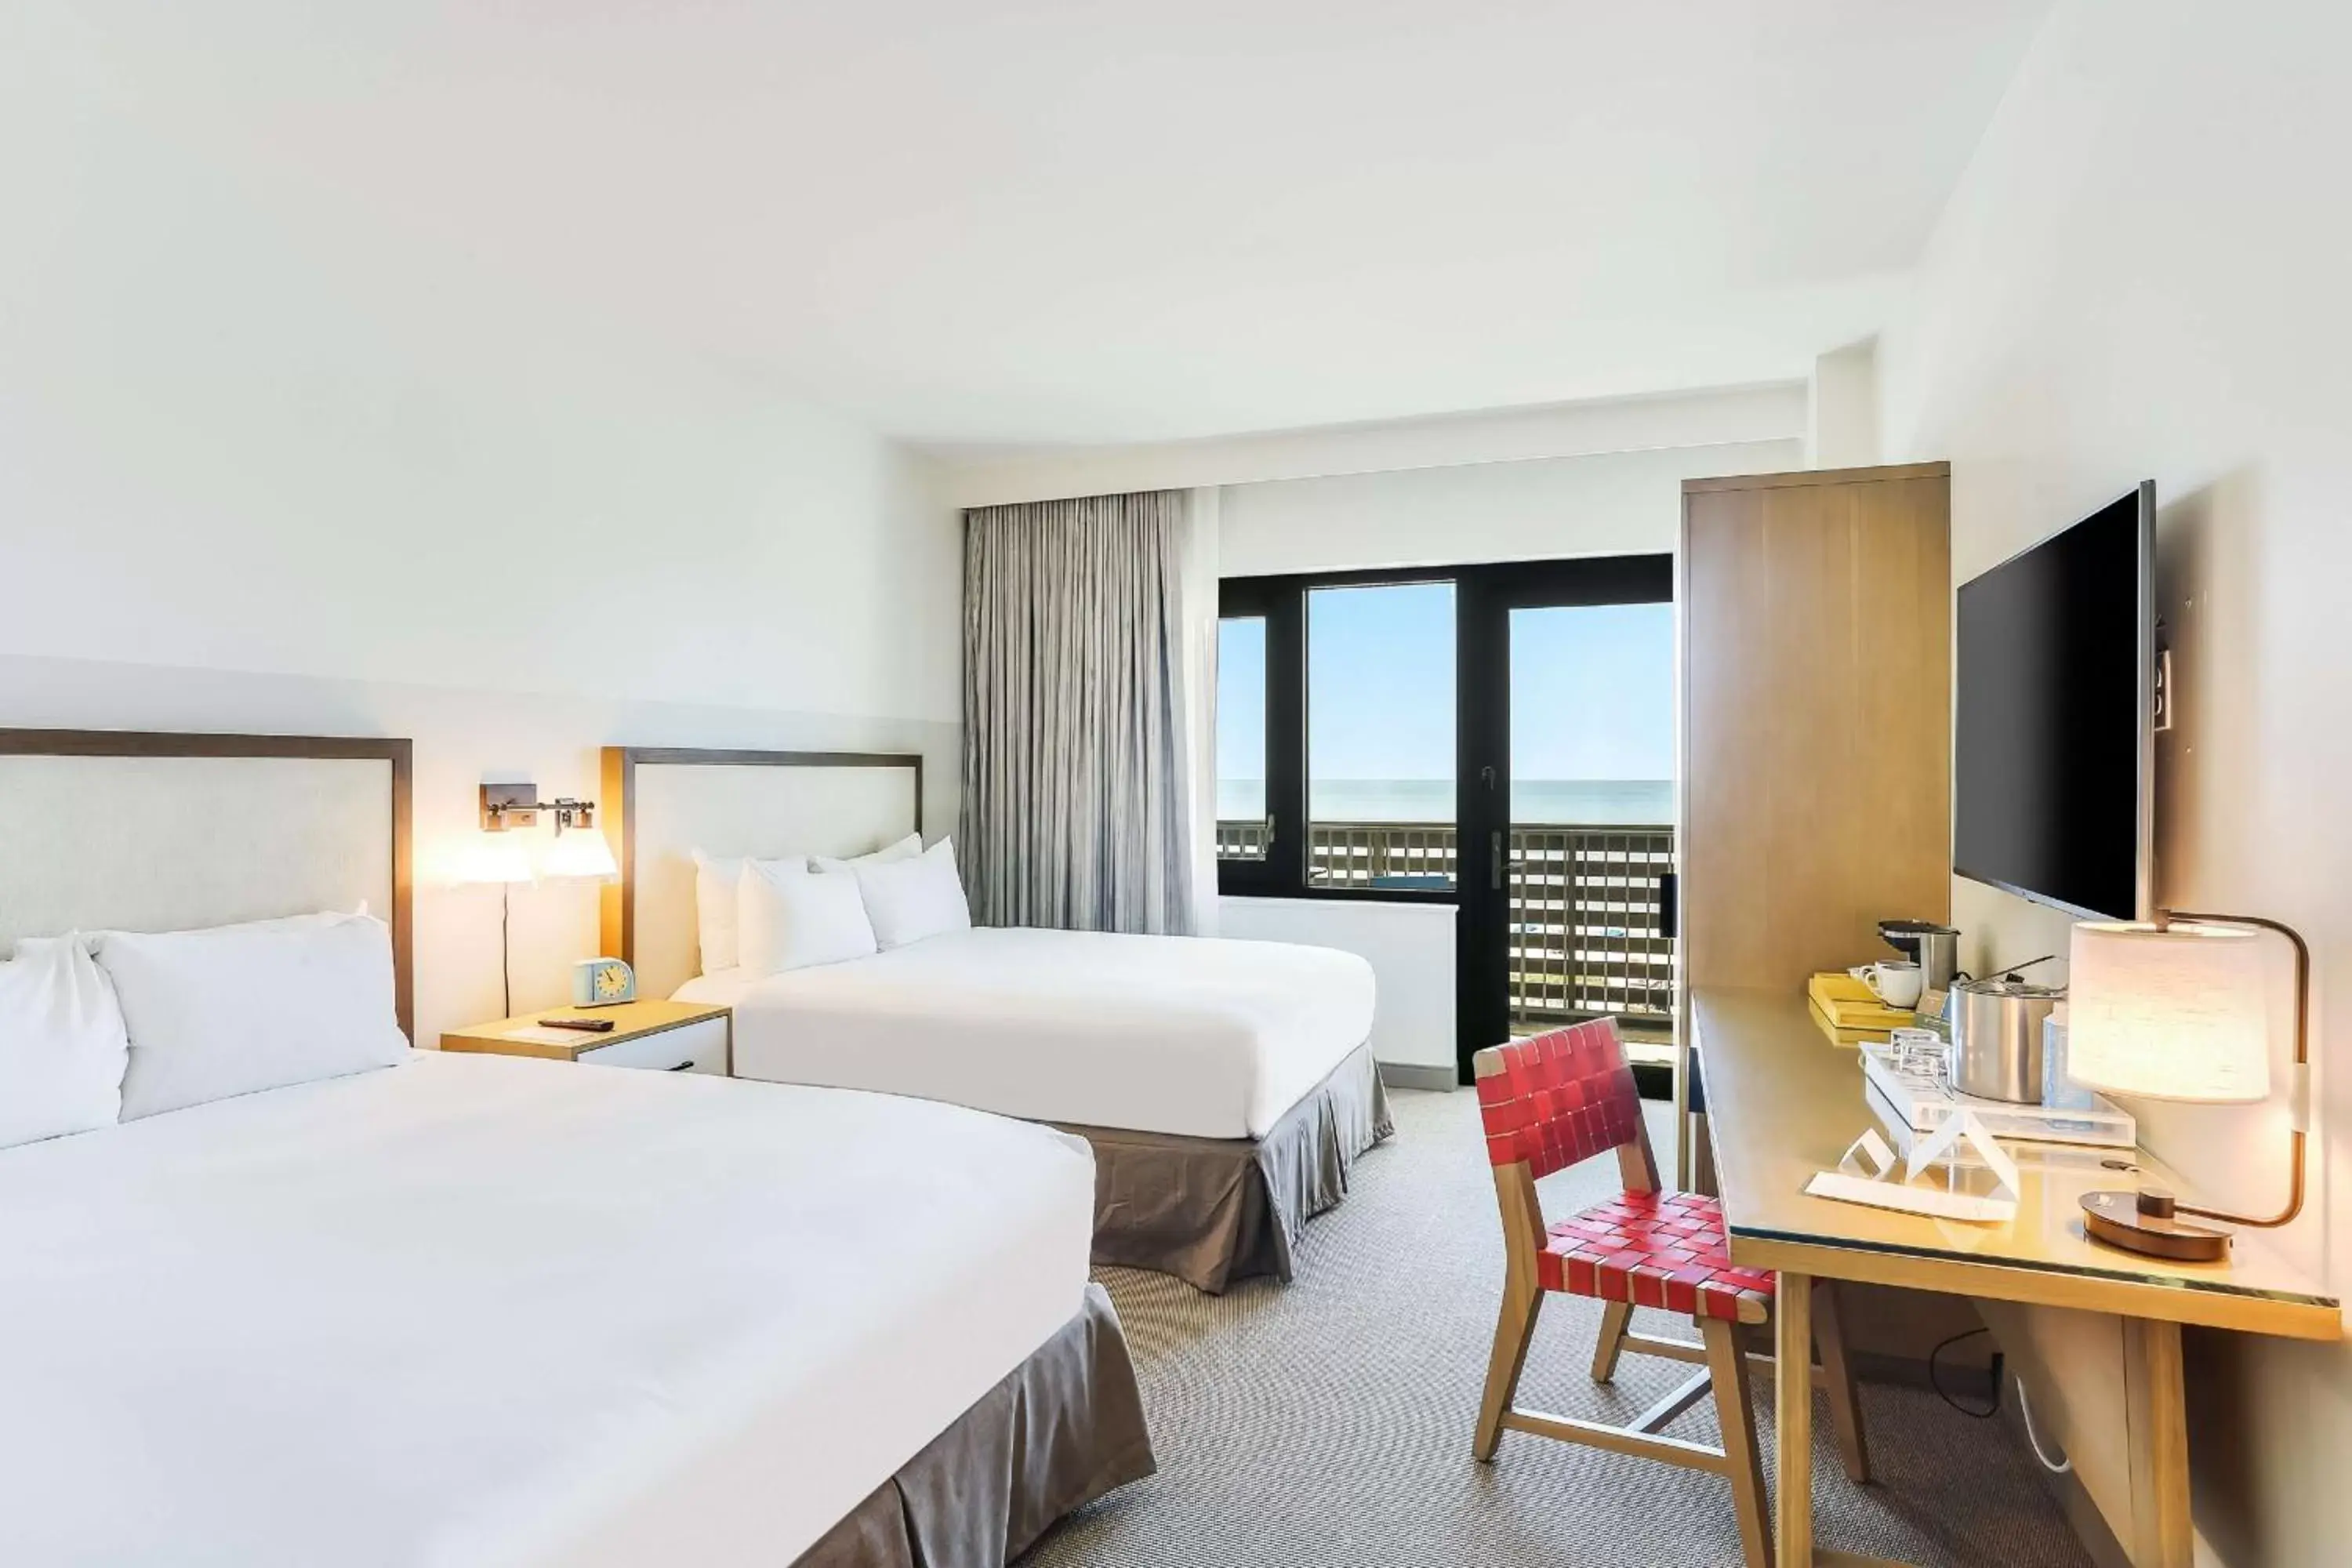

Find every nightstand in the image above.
[440,1000,731,1076]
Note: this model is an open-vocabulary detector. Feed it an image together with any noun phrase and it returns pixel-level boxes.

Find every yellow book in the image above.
[1806,971,1917,1035]
[1809,998,1889,1048]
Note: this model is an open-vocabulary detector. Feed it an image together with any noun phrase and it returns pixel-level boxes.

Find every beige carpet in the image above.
[1029,1087,2095,1568]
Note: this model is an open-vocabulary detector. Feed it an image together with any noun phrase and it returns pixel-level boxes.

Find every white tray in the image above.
[1858,1042,2136,1149]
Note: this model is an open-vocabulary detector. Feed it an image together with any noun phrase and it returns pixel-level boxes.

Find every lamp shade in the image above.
[456,832,537,887]
[539,829,619,882]
[2067,920,2270,1103]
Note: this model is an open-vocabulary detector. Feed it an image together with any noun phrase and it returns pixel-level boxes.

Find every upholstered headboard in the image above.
[597,746,923,1002]
[0,729,415,1037]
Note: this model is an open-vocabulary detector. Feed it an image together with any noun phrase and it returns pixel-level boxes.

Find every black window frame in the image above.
[1209,586,1285,893]
[1212,576,1298,897]
[1214,555,1674,913]
[1217,564,1472,905]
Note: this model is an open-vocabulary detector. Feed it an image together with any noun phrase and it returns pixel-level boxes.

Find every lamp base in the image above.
[2081,1188,2230,1263]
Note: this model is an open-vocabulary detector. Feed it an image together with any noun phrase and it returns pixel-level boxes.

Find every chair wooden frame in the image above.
[1472,1029,1869,1568]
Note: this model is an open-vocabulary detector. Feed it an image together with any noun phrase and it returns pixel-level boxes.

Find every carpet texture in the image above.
[1029,1087,2095,1568]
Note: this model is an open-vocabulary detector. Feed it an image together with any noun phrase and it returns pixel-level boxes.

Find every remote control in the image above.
[540,1017,615,1033]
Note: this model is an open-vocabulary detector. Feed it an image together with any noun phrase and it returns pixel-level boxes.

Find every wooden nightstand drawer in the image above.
[441,1000,731,1074]
[578,1016,728,1075]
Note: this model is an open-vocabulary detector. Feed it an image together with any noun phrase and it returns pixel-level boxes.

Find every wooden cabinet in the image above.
[1676,461,1951,1193]
[1679,462,1951,996]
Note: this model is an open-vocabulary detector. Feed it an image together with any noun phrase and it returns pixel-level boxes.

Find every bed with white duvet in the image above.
[662,816,1392,1294]
[0,728,1149,1568]
[0,1047,1111,1568]
[679,925,1377,1141]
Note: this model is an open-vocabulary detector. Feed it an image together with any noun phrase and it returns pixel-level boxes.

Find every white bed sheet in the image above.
[677,927,1377,1140]
[0,1051,1094,1568]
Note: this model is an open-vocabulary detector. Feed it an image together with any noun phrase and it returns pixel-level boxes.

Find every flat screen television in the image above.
[1954,482,2155,921]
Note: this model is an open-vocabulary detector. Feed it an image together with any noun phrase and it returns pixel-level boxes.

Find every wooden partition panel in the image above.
[1679,463,1952,997]
[1675,462,1956,1342]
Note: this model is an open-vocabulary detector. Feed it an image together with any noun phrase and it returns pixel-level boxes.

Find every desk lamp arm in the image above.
[2159,909,2309,1232]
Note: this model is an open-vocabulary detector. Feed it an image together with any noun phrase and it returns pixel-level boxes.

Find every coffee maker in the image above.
[1877,919,1962,992]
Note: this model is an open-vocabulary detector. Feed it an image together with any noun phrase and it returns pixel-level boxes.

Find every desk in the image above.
[1693,986,2339,1568]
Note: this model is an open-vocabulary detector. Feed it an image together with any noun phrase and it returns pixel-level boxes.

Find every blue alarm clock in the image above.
[572,956,637,1007]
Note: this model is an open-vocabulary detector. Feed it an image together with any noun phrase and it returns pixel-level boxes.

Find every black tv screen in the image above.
[1954,486,2152,920]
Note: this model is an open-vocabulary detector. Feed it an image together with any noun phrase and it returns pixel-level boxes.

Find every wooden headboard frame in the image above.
[597,746,924,973]
[0,728,415,1038]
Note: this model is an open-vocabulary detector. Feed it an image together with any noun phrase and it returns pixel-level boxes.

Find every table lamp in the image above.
[2067,910,2309,1263]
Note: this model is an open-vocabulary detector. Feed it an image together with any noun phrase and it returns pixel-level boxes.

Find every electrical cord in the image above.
[2017,1377,2074,1475]
[1927,1327,2001,1419]
[501,880,513,1018]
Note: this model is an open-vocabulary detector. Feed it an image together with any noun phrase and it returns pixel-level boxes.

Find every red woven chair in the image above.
[1472,1019,1869,1568]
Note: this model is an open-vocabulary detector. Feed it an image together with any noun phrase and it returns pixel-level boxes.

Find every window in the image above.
[1216,615,1269,861]
[1216,556,1669,907]
[1216,554,1675,1076]
[1507,602,1674,826]
[1306,582,1456,889]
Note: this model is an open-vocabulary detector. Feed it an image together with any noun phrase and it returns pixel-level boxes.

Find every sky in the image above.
[1217,585,1672,785]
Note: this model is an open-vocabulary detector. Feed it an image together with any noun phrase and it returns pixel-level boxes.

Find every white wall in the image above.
[1806,339,1882,468]
[1878,2,2352,1560]
[1219,898,1457,1073]
[934,383,1807,508]
[0,225,958,724]
[1,56,964,1044]
[1219,438,1799,575]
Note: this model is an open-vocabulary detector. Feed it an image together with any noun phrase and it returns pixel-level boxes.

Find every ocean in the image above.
[1217,778,1672,826]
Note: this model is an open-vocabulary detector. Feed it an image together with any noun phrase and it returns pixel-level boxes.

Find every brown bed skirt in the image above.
[1069,1042,1395,1294]
[791,1283,1154,1568]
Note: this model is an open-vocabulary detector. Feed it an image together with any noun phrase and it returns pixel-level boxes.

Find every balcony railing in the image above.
[1216,819,1676,1029]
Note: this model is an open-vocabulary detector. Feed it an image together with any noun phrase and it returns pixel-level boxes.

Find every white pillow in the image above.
[691,851,749,975]
[810,831,923,877]
[855,837,973,949]
[738,858,878,976]
[100,912,411,1121]
[0,934,130,1149]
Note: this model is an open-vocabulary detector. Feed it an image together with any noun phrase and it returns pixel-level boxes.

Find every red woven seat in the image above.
[1471,1018,1866,1566]
[1541,1189,1775,1324]
[1474,1022,1777,1325]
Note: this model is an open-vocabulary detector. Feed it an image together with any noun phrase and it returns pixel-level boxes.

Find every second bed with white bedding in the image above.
[677,926,1377,1140]
[0,1050,1098,1568]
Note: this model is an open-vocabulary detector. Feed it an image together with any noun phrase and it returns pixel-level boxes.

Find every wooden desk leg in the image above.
[1776,1271,1813,1566]
[1690,1112,1720,1199]
[1812,1279,1871,1485]
[2123,1317,2192,1568]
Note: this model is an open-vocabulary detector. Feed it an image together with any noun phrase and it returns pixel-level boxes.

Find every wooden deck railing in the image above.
[1215,818,1676,1028]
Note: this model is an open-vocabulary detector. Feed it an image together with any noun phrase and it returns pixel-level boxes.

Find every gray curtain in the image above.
[961,490,1196,935]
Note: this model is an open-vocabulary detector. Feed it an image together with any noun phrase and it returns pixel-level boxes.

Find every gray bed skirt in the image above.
[1069,1042,1395,1294]
[791,1283,1154,1568]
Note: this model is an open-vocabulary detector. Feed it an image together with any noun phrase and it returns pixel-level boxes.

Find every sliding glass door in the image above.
[1503,604,1676,1040]
[1218,555,1674,1083]
[1308,580,1458,891]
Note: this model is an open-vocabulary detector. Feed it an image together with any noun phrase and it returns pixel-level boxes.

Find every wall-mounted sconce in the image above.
[477,779,618,881]
[467,781,619,1018]
[480,782,598,834]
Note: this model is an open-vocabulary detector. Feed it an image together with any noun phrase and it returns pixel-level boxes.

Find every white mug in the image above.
[1864,960,1925,1009]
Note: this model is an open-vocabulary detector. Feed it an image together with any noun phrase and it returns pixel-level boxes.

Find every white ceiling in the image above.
[9,2,2054,448]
